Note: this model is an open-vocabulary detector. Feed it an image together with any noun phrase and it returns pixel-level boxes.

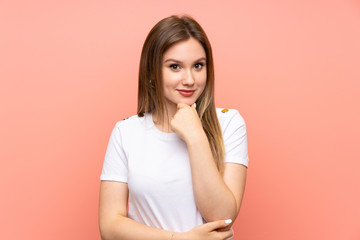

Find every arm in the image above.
[186,132,247,222]
[99,181,234,240]
[99,181,173,240]
[170,104,247,223]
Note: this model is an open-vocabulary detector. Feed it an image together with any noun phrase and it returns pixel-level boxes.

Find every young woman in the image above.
[99,15,249,240]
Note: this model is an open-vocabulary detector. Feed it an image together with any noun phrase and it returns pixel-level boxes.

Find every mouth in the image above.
[177,89,195,97]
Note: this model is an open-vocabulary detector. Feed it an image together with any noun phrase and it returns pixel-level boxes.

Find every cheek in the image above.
[162,69,181,86]
[198,72,207,89]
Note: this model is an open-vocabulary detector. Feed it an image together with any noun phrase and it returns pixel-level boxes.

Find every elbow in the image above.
[99,221,110,240]
[99,213,128,240]
[202,198,238,223]
[99,224,118,240]
[99,217,116,240]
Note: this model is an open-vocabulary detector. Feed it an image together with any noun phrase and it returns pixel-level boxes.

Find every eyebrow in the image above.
[163,57,207,64]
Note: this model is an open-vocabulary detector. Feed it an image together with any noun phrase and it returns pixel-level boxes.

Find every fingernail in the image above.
[193,103,196,108]
[225,219,232,224]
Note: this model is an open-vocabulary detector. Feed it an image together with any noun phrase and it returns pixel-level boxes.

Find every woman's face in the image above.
[161,37,207,114]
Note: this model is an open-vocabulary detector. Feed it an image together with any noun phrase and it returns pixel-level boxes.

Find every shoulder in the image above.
[109,114,148,147]
[216,107,246,128]
[113,114,146,132]
[216,107,249,166]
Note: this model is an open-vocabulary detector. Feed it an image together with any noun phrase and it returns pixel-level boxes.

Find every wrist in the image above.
[172,232,187,240]
[184,129,207,146]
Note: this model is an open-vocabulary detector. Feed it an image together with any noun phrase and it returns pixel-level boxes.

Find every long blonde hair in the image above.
[137,15,225,174]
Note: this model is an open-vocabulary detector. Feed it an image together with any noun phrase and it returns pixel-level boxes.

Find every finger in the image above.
[205,219,232,231]
[218,229,233,239]
[177,103,188,109]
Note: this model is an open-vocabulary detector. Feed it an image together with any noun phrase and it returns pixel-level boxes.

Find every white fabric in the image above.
[100,108,249,233]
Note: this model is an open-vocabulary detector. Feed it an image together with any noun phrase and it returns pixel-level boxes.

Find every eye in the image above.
[169,64,181,71]
[194,62,205,70]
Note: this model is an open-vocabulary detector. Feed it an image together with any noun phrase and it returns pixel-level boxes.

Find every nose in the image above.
[182,69,195,86]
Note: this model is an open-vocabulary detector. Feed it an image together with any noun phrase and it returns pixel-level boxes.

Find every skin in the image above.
[99,37,247,240]
[157,37,207,130]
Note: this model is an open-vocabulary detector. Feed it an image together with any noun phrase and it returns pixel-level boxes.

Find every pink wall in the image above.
[1,0,359,239]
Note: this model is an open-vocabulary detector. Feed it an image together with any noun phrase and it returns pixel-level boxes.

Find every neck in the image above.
[152,104,177,133]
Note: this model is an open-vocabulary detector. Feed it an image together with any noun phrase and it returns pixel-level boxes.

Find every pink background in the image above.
[1,0,359,239]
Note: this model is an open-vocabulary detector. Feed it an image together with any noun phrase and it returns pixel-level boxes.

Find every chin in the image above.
[178,99,195,106]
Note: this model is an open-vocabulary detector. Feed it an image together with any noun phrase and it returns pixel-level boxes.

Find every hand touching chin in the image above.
[170,103,203,143]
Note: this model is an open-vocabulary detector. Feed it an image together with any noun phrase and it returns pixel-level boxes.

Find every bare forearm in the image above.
[100,215,234,240]
[186,131,238,222]
[100,216,174,240]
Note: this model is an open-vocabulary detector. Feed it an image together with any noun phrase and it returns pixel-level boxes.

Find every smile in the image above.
[177,90,195,97]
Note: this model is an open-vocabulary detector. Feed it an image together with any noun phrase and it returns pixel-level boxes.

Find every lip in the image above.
[177,89,195,97]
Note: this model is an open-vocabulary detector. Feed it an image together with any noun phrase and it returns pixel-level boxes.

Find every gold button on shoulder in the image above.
[221,108,228,113]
